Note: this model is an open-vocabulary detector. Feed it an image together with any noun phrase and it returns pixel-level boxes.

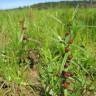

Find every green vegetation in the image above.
[0,5,96,96]
[31,1,96,9]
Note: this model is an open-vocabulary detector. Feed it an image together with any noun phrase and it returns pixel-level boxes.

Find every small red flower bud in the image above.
[65,32,70,36]
[64,63,69,68]
[65,47,70,53]
[67,54,73,60]
[62,82,70,89]
[62,71,73,78]
[69,37,74,44]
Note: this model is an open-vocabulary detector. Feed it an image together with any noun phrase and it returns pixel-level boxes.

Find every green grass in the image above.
[0,7,96,96]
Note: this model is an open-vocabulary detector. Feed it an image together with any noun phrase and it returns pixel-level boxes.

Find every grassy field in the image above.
[0,7,96,96]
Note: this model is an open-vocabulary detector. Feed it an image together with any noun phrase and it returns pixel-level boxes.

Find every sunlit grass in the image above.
[0,7,96,95]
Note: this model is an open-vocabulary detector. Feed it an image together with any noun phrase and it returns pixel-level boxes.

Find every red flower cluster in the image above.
[61,31,74,91]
